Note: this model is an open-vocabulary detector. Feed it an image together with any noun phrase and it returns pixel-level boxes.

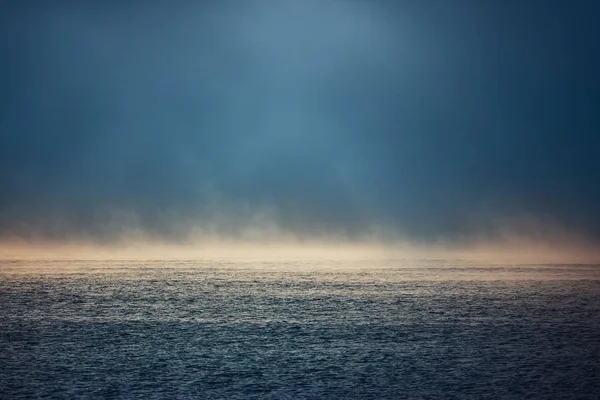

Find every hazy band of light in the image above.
[1,230,598,263]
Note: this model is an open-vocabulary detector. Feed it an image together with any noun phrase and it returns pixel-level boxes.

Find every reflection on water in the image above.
[1,259,599,398]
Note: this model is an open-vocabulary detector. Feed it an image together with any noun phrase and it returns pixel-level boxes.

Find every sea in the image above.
[0,259,599,399]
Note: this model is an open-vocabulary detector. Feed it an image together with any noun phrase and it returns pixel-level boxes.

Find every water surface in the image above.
[1,259,599,398]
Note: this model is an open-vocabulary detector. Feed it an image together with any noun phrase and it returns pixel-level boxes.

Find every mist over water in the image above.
[2,1,600,397]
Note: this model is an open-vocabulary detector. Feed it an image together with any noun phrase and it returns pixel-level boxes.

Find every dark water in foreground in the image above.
[1,260,599,399]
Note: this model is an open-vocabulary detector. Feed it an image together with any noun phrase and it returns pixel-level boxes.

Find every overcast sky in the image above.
[1,0,599,244]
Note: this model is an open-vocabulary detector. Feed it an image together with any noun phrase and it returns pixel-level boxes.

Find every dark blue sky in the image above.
[1,0,599,243]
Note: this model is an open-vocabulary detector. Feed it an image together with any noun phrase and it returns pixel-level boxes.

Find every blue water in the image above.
[1,259,599,399]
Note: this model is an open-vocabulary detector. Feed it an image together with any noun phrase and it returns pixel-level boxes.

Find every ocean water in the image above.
[0,259,599,399]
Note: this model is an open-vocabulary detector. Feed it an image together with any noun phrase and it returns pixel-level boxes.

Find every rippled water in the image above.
[1,259,599,399]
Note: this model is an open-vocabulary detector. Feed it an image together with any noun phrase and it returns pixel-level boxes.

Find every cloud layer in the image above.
[1,0,599,251]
